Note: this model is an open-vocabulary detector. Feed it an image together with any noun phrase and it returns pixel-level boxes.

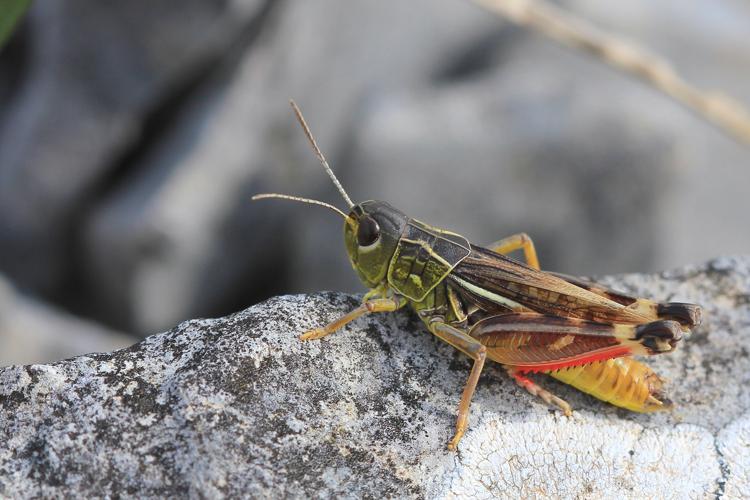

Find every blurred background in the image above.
[1,0,749,366]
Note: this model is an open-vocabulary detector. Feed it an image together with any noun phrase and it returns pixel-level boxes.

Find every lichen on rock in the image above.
[1,257,750,498]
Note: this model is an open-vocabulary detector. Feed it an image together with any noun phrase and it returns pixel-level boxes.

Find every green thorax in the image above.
[343,201,471,306]
[387,219,471,302]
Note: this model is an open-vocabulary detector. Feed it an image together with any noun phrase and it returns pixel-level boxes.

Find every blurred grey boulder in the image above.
[80,0,501,334]
[0,0,268,291]
[0,273,135,366]
[0,0,268,332]
[0,0,749,339]
[1,257,749,497]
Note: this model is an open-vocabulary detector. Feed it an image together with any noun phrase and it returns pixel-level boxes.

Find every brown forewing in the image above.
[450,246,650,324]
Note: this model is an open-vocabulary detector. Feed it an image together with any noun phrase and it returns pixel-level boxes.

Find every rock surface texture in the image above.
[1,256,749,498]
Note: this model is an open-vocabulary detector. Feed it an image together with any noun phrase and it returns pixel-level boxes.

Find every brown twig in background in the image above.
[471,0,750,145]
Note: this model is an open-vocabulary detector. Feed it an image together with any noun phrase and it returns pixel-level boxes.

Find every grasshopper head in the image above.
[253,101,408,290]
[344,201,408,289]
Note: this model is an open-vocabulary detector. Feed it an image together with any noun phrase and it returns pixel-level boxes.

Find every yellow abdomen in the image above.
[548,357,670,412]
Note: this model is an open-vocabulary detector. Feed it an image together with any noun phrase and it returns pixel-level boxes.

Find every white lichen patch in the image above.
[441,414,717,499]
[717,411,750,498]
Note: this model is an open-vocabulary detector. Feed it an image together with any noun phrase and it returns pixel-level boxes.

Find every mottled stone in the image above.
[1,257,749,497]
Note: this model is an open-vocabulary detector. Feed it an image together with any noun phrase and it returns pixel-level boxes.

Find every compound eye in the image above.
[357,216,380,247]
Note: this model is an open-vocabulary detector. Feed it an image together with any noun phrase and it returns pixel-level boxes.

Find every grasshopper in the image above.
[253,101,703,450]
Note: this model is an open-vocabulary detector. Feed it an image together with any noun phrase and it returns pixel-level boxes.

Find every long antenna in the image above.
[289,100,355,209]
[251,193,349,220]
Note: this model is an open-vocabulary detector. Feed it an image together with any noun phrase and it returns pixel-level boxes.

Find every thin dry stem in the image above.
[471,0,750,145]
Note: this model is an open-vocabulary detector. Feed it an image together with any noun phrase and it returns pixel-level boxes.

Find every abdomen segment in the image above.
[547,357,670,412]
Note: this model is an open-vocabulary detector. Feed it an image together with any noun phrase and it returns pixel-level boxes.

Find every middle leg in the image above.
[506,367,572,416]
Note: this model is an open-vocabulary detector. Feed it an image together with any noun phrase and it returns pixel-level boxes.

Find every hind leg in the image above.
[486,232,540,270]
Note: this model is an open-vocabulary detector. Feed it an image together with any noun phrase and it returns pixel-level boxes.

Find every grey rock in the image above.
[0,0,266,293]
[1,256,749,497]
[547,0,750,271]
[274,0,750,296]
[338,77,671,285]
[3,0,750,341]
[0,274,136,367]
[80,0,498,334]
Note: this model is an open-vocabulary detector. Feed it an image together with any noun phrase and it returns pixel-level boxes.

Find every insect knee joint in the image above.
[473,344,487,360]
